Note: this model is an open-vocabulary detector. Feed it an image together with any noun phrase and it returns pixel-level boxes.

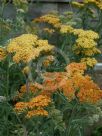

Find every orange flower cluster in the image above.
[40,72,67,96]
[16,83,39,99]
[26,109,48,118]
[64,63,102,103]
[14,102,28,113]
[28,95,51,109]
[77,89,102,104]
[14,95,51,118]
[35,63,102,104]
[66,62,87,75]
[15,63,102,105]
[64,74,102,103]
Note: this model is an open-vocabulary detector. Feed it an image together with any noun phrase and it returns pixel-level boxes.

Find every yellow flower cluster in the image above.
[34,14,61,28]
[7,34,54,63]
[60,25,74,33]
[84,0,102,10]
[14,95,51,118]
[0,47,7,61]
[72,0,102,10]
[72,2,84,8]
[81,57,97,67]
[60,25,101,58]
[73,29,100,56]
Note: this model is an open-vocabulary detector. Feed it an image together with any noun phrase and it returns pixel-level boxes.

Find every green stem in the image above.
[6,58,10,99]
[26,78,29,93]
[65,102,78,136]
[0,2,7,44]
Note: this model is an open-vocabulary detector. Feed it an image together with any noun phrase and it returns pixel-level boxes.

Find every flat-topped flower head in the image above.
[26,109,48,118]
[14,95,51,118]
[84,0,102,10]
[34,14,61,28]
[7,34,54,63]
[66,62,87,75]
[28,95,51,109]
[81,57,97,67]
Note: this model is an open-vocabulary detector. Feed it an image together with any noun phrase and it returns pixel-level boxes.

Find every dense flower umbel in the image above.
[7,34,54,63]
[26,109,48,118]
[72,2,84,8]
[31,63,102,104]
[60,25,74,33]
[0,47,7,61]
[81,57,97,67]
[77,89,102,104]
[84,0,102,10]
[28,95,51,109]
[60,25,101,62]
[61,26,100,54]
[73,29,100,55]
[14,95,51,118]
[65,62,87,75]
[14,102,28,113]
[34,14,61,28]
[15,62,102,105]
[72,0,102,10]
[64,63,102,103]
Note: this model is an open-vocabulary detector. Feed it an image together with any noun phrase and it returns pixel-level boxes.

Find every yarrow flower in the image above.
[72,2,84,8]
[81,57,97,67]
[72,29,100,55]
[60,24,101,63]
[60,25,74,33]
[84,0,102,10]
[33,14,61,28]
[72,0,102,10]
[7,34,54,63]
